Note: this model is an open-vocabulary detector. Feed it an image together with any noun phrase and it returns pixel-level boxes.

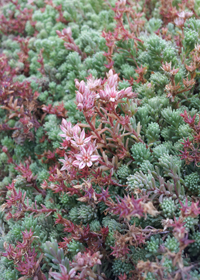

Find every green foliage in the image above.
[112,259,134,276]
[184,172,200,194]
[102,216,122,232]
[131,142,152,165]
[117,164,130,179]
[43,238,70,270]
[146,236,161,254]
[140,160,154,174]
[183,30,198,53]
[190,270,200,280]
[105,232,115,248]
[1,137,14,152]
[189,232,200,256]
[5,215,47,245]
[137,82,155,100]
[150,72,169,89]
[129,247,147,263]
[161,198,176,218]
[126,171,153,192]
[162,257,173,274]
[147,18,163,33]
[69,204,97,224]
[146,122,160,144]
[164,236,179,253]
[183,216,198,231]
[0,265,18,280]
[158,154,182,175]
[152,144,169,160]
[67,239,85,258]
[138,34,177,71]
[89,220,101,232]
[144,272,157,280]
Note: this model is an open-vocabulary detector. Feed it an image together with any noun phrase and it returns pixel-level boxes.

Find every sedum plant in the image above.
[0,0,200,279]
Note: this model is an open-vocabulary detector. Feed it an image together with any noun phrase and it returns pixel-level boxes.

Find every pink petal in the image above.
[70,140,78,148]
[87,145,93,155]
[124,87,132,94]
[80,130,85,141]
[99,89,105,99]
[79,162,86,169]
[80,146,86,155]
[59,159,65,164]
[59,132,66,138]
[79,81,86,94]
[73,125,81,136]
[60,166,67,171]
[75,154,83,161]
[84,136,92,143]
[60,124,66,131]
[65,136,71,141]
[91,155,100,161]
[61,118,67,127]
[76,91,83,103]
[87,161,92,167]
[73,160,80,167]
[77,103,84,110]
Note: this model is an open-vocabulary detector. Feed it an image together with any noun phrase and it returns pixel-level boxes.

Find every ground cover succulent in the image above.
[0,0,200,279]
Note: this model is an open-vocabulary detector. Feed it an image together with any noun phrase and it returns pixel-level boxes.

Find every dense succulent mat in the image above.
[1,0,200,279]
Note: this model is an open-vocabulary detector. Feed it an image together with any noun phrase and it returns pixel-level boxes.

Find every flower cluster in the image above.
[59,120,100,170]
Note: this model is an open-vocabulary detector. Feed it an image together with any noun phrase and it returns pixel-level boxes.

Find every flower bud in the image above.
[76,91,83,104]
[79,81,86,94]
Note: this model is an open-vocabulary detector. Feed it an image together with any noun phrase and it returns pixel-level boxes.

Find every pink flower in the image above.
[60,119,74,140]
[78,80,86,94]
[99,85,119,102]
[60,119,81,141]
[106,69,118,87]
[71,129,91,148]
[99,83,135,103]
[76,91,83,104]
[174,11,193,27]
[73,145,100,169]
[75,79,86,94]
[75,87,95,117]
[86,75,102,91]
[177,11,193,19]
[72,125,81,137]
[174,17,185,28]
[59,154,74,171]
